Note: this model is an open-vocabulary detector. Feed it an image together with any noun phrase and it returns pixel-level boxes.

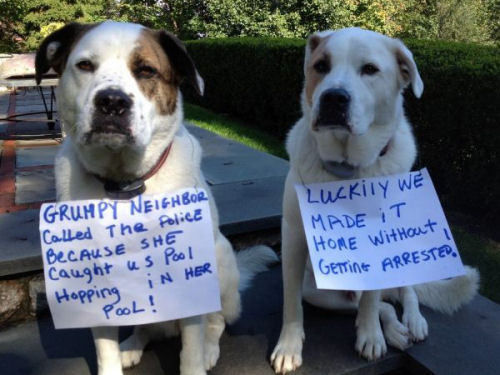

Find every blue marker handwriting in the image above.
[130,191,208,215]
[43,201,118,223]
[42,227,93,245]
[382,244,457,272]
[368,219,438,246]
[318,259,371,275]
[55,285,121,305]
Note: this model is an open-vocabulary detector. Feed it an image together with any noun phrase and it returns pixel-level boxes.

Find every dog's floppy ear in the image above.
[304,33,322,74]
[394,40,424,98]
[304,31,333,75]
[35,22,95,85]
[156,31,204,96]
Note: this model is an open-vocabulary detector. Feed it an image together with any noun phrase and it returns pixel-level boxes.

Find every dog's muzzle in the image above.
[90,88,133,137]
[314,88,351,131]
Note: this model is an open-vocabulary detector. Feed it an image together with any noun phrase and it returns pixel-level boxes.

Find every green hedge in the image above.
[185,37,305,136]
[184,38,500,231]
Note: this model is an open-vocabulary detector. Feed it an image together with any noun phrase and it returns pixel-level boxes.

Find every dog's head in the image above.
[36,21,203,151]
[303,28,423,137]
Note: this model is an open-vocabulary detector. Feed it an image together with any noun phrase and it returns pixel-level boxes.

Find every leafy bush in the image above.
[2,0,496,53]
[185,37,500,230]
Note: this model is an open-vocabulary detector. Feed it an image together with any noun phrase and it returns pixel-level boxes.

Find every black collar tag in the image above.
[322,160,357,179]
[103,179,146,200]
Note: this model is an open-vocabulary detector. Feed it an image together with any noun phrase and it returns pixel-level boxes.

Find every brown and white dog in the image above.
[270,28,479,373]
[36,21,277,375]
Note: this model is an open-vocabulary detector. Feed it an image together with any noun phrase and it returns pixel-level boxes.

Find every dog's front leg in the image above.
[400,286,428,341]
[179,315,206,375]
[271,218,308,374]
[92,326,123,375]
[203,312,225,371]
[355,290,387,360]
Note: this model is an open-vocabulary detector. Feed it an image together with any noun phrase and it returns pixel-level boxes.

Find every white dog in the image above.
[270,28,479,373]
[36,21,277,375]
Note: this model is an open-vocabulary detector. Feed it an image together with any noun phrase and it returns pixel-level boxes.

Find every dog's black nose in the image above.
[320,88,351,110]
[317,88,351,130]
[94,89,132,116]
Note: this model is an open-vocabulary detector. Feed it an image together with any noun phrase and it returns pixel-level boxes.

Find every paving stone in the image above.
[12,105,50,114]
[186,124,289,185]
[13,97,55,107]
[15,97,54,105]
[194,137,289,185]
[0,210,43,276]
[0,99,9,117]
[16,146,58,168]
[11,121,61,137]
[406,294,500,375]
[202,152,288,185]
[11,112,55,121]
[0,280,26,325]
[0,122,8,135]
[213,176,285,235]
[15,168,56,205]
[15,90,51,97]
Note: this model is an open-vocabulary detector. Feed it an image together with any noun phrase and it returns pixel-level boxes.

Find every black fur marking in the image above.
[35,22,97,84]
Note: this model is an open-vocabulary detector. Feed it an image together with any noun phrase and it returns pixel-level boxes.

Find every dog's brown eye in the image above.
[313,60,330,74]
[135,65,157,79]
[361,63,379,75]
[76,60,94,72]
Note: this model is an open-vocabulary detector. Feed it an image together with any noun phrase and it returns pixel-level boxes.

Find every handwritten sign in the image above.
[295,168,465,290]
[39,188,221,329]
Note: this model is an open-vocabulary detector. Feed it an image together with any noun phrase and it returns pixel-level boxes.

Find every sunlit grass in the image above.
[184,103,287,159]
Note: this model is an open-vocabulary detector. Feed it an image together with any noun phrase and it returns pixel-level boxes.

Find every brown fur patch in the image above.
[396,49,411,84]
[305,35,332,106]
[129,29,179,115]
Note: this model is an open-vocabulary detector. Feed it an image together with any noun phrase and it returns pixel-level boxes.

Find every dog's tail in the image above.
[236,245,279,292]
[412,265,480,315]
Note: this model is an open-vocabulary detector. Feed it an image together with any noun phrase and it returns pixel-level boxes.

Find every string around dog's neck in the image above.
[94,142,173,200]
[322,140,390,179]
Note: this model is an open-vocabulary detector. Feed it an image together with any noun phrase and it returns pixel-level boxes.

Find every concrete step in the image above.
[1,266,499,375]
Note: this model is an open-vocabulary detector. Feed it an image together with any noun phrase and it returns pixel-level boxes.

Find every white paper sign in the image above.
[295,168,465,290]
[39,188,221,329]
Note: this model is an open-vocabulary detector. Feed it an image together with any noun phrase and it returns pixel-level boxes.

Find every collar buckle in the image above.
[102,179,146,200]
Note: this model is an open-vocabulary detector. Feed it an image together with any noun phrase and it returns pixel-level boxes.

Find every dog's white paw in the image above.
[403,311,428,342]
[204,341,220,371]
[120,348,143,369]
[119,334,144,369]
[270,328,305,374]
[383,318,410,350]
[355,322,387,360]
